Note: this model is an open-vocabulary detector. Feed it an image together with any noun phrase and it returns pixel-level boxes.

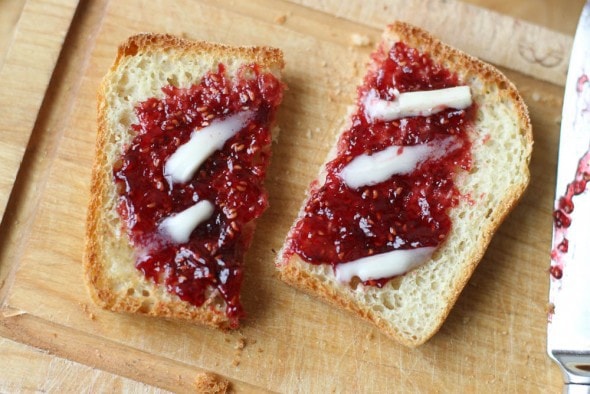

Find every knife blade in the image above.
[548,1,590,391]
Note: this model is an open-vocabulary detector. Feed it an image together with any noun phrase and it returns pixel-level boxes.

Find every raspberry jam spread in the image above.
[283,42,475,287]
[114,64,283,325]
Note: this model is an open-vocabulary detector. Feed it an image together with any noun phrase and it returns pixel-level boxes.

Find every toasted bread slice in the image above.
[276,22,532,346]
[85,34,284,329]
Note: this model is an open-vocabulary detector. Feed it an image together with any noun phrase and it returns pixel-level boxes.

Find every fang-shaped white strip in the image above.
[363,86,472,122]
[164,110,253,184]
[339,137,458,189]
[158,200,214,244]
[335,246,436,283]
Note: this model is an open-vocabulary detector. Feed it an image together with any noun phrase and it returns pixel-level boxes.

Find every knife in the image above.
[548,1,590,392]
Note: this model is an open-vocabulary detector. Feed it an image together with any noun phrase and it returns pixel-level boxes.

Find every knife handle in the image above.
[565,384,590,394]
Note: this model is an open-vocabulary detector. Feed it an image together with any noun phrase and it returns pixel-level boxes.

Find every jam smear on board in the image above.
[284,42,475,287]
[114,64,283,325]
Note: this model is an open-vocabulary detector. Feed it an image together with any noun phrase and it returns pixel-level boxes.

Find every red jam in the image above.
[550,149,590,279]
[284,42,475,287]
[114,64,283,325]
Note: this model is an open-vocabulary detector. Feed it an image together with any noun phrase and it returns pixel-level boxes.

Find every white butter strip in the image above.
[158,200,215,244]
[335,246,436,283]
[164,110,253,184]
[340,137,458,189]
[363,86,472,122]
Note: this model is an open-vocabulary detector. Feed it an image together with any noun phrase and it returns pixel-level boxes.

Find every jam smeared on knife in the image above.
[114,64,283,325]
[285,42,475,287]
[551,150,590,280]
[550,73,590,280]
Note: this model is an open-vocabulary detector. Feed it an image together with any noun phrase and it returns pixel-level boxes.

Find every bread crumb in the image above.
[79,303,96,320]
[194,372,230,394]
[234,337,246,350]
[531,92,541,102]
[321,60,327,68]
[232,332,247,367]
[275,14,287,24]
[366,331,375,340]
[351,33,371,47]
[462,316,471,325]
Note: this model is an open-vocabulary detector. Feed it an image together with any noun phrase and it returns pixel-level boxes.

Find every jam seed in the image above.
[227,209,238,219]
[197,106,208,112]
[230,221,239,231]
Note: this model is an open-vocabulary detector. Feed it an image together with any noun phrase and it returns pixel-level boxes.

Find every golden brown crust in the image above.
[113,33,285,76]
[83,33,284,329]
[277,21,533,346]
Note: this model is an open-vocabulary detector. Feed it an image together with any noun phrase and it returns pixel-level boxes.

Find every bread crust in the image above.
[84,34,283,329]
[277,21,532,346]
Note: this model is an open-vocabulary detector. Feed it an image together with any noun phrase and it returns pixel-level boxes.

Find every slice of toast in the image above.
[85,34,284,329]
[276,22,532,346]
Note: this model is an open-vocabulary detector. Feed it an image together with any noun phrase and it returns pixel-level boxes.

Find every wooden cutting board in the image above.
[0,0,581,391]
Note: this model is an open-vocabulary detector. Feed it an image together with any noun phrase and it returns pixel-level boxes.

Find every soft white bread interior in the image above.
[276,22,532,346]
[84,34,284,329]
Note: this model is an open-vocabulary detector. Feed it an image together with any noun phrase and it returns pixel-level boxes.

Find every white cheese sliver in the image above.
[164,110,253,185]
[158,200,214,244]
[335,246,436,283]
[364,86,472,122]
[340,137,458,189]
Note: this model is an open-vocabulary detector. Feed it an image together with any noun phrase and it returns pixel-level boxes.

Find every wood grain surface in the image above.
[0,0,585,391]
[0,0,79,223]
